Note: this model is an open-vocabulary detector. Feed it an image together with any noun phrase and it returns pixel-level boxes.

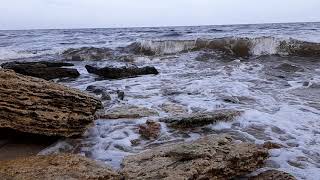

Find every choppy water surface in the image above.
[1,23,320,179]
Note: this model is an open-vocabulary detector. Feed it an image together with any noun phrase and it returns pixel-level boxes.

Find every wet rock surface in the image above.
[62,47,114,61]
[0,69,102,137]
[121,135,269,180]
[262,141,284,149]
[86,85,111,101]
[160,110,242,128]
[1,61,80,80]
[0,154,120,180]
[250,170,297,180]
[101,105,159,119]
[85,64,159,79]
[138,120,161,139]
[274,63,305,73]
[160,102,188,115]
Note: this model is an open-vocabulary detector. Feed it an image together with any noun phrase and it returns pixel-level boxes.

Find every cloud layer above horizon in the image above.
[0,0,319,30]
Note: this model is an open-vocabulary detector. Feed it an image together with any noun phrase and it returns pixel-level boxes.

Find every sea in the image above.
[1,22,320,179]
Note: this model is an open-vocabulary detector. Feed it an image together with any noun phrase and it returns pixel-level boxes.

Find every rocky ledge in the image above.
[1,61,80,80]
[160,110,242,128]
[121,135,269,179]
[0,154,119,180]
[0,69,102,137]
[85,65,159,79]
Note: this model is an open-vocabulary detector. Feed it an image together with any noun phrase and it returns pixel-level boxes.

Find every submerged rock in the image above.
[62,47,114,61]
[275,63,304,73]
[117,90,125,100]
[262,141,284,149]
[1,61,80,80]
[0,70,102,137]
[138,120,161,140]
[250,170,296,180]
[100,105,159,119]
[121,135,269,180]
[160,102,188,115]
[86,85,111,101]
[160,110,242,128]
[85,65,159,79]
[0,154,119,180]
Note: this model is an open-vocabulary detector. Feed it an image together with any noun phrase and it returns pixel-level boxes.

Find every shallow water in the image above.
[1,22,320,180]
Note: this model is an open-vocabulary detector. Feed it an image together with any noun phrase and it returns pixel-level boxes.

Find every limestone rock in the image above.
[121,135,269,180]
[1,61,80,80]
[0,69,102,137]
[262,141,284,149]
[160,110,242,128]
[62,47,114,61]
[85,65,159,79]
[101,105,158,119]
[0,154,119,180]
[160,102,188,115]
[250,170,297,180]
[139,120,161,139]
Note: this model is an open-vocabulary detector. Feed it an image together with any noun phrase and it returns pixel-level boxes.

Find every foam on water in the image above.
[39,49,320,180]
[2,23,320,179]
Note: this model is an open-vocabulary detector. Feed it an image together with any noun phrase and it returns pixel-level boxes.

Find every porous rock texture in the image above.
[138,120,161,139]
[250,170,297,180]
[1,61,80,80]
[0,154,120,180]
[160,110,242,128]
[121,135,269,180]
[0,69,102,137]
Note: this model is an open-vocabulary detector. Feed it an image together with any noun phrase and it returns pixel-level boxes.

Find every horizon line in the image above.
[0,20,319,31]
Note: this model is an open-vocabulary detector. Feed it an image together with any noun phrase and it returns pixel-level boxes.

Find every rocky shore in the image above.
[0,45,301,179]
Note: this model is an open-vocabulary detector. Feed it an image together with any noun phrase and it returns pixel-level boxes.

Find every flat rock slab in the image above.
[122,135,269,180]
[100,105,159,119]
[160,110,242,128]
[85,65,159,79]
[1,61,80,80]
[0,154,119,180]
[0,69,102,137]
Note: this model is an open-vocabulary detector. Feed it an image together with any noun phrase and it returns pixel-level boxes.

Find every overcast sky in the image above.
[0,0,319,30]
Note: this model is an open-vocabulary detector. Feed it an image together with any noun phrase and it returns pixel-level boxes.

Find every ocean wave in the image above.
[0,48,59,61]
[208,28,224,32]
[127,37,320,57]
[161,32,182,37]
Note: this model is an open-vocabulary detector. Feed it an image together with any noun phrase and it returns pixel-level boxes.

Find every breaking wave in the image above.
[128,37,320,57]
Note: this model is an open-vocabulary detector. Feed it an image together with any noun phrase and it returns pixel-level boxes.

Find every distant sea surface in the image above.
[1,22,320,60]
